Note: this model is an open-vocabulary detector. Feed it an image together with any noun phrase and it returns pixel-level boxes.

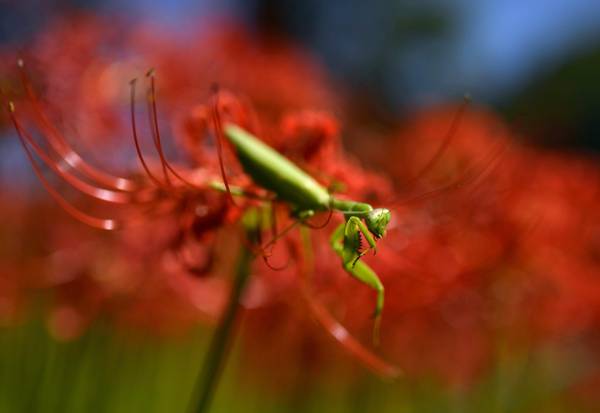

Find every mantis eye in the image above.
[365,208,391,239]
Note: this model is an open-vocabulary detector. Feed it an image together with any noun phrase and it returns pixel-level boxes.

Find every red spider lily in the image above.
[11,90,401,377]
[7,25,398,380]
[6,58,244,337]
[181,91,404,379]
[380,107,528,385]
[379,105,600,388]
[213,101,533,390]
[14,14,338,154]
[6,54,531,386]
[13,14,600,394]
[501,149,600,338]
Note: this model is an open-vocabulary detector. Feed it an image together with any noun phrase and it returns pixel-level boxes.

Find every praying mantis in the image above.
[218,123,391,331]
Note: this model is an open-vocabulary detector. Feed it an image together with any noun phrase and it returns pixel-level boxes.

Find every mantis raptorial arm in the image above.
[330,220,384,344]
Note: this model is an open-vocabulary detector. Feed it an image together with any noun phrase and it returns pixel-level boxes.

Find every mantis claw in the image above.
[331,221,386,344]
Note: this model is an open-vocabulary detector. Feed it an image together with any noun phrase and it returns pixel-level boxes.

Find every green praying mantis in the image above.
[215,123,391,333]
[212,96,476,340]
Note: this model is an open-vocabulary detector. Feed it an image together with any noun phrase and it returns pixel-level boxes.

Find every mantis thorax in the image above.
[331,198,391,239]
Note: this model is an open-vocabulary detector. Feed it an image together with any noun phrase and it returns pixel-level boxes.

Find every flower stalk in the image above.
[188,210,259,413]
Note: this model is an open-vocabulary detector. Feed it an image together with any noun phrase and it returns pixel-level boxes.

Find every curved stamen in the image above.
[260,219,299,271]
[145,70,171,186]
[9,102,121,230]
[301,208,334,230]
[12,109,137,204]
[237,223,290,272]
[17,59,138,192]
[262,254,291,271]
[145,71,207,189]
[305,297,399,377]
[130,78,167,188]
[296,227,400,378]
[262,220,300,251]
[210,85,236,205]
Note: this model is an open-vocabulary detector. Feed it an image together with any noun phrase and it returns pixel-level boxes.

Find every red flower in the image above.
[6,15,400,380]
[380,104,600,387]
[8,14,600,396]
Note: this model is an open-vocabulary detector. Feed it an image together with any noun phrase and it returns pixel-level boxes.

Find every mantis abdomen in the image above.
[224,124,331,211]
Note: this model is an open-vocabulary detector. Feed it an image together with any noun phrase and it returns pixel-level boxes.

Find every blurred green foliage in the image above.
[0,316,595,413]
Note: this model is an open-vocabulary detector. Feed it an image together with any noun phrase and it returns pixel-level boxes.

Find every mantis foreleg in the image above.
[330,220,384,343]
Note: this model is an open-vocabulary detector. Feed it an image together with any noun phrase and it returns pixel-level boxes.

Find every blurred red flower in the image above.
[5,13,600,399]
[380,105,600,388]
[6,15,398,381]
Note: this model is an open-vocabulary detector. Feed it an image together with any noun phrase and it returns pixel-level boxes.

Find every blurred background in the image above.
[3,0,600,148]
[1,1,600,412]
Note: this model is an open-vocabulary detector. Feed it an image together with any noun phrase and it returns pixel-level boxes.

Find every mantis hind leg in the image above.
[330,221,384,344]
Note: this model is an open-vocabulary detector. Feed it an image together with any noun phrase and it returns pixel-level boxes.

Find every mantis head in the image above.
[365,208,391,239]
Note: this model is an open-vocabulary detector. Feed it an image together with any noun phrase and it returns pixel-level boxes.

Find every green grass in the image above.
[0,316,596,413]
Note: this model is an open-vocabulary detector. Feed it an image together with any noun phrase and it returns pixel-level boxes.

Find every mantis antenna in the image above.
[407,94,472,185]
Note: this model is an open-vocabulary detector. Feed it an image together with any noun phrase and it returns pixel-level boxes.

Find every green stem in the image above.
[188,241,254,413]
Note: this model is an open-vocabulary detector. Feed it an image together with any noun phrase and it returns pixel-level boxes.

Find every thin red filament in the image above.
[17,59,138,192]
[129,78,166,188]
[210,86,236,205]
[9,103,121,230]
[390,139,508,209]
[301,208,334,230]
[145,71,172,186]
[12,107,134,204]
[293,232,401,378]
[145,72,205,189]
[408,94,472,185]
